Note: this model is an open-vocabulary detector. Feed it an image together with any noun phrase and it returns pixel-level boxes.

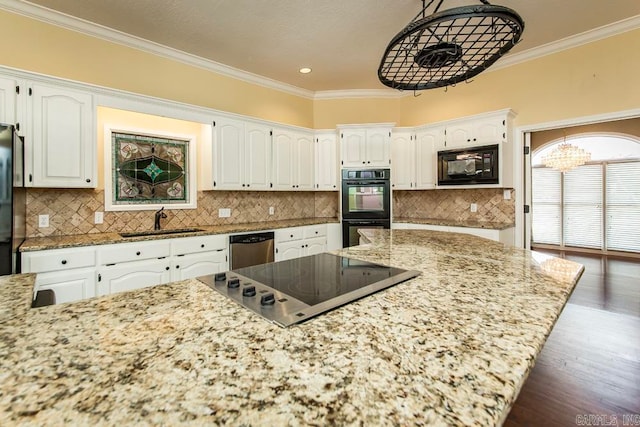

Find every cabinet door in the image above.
[172,250,228,281]
[97,259,171,296]
[213,117,245,190]
[0,76,17,125]
[295,131,315,190]
[315,132,338,190]
[473,116,505,144]
[304,236,326,256]
[391,131,414,190]
[366,129,391,167]
[35,267,96,304]
[244,122,272,190]
[340,130,366,167]
[414,127,439,189]
[272,129,294,190]
[29,83,95,187]
[275,240,304,262]
[445,122,474,149]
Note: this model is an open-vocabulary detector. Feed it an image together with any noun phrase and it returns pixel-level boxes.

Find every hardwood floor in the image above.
[505,251,640,426]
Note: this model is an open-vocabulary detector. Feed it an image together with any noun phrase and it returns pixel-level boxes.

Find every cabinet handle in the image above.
[61,260,67,265]
[16,122,20,132]
[136,251,141,256]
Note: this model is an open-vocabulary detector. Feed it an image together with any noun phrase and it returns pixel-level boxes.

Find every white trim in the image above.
[2,0,638,100]
[103,124,198,211]
[513,108,640,248]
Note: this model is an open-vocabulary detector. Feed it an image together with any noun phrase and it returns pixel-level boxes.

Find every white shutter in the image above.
[606,161,640,252]
[532,167,561,245]
[563,164,603,249]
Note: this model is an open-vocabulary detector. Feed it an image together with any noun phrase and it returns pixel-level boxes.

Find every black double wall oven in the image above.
[341,169,391,247]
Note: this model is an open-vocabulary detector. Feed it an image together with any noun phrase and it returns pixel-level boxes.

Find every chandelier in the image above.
[378,0,525,91]
[542,143,591,173]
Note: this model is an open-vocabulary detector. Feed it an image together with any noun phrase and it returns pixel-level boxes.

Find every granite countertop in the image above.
[0,229,583,426]
[20,218,339,252]
[393,217,515,230]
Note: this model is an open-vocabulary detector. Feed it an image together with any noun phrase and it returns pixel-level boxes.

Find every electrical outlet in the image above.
[269,206,275,215]
[218,208,231,218]
[38,214,49,228]
[503,189,511,200]
[94,211,104,224]
[470,203,478,213]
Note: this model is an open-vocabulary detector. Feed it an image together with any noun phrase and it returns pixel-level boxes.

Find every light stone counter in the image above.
[0,229,583,426]
[393,217,515,230]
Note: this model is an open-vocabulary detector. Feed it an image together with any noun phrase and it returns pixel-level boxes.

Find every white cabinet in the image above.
[272,128,314,190]
[327,223,343,250]
[0,76,17,125]
[172,250,227,281]
[27,82,96,188]
[274,224,327,261]
[97,258,172,296]
[391,127,438,190]
[22,246,97,305]
[442,115,508,150]
[315,131,338,190]
[212,117,272,190]
[340,125,392,168]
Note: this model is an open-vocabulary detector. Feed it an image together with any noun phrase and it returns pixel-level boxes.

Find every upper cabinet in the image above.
[212,117,272,190]
[6,78,96,188]
[390,127,440,190]
[340,125,392,168]
[272,127,314,191]
[441,114,509,150]
[315,131,338,190]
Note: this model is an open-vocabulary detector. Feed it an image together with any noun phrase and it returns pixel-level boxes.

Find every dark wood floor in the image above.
[505,251,640,426]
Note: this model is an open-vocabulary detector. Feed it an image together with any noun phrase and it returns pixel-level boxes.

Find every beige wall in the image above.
[399,28,640,129]
[313,97,401,129]
[0,10,313,128]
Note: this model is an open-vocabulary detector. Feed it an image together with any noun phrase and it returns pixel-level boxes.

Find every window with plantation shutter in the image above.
[563,164,603,249]
[532,167,561,245]
[606,161,640,252]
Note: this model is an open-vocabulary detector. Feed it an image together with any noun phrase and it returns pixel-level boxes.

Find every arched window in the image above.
[531,133,640,253]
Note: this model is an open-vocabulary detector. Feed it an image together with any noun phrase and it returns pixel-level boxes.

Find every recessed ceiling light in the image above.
[299,67,312,74]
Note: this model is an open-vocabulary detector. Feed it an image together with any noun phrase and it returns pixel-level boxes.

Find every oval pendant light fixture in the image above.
[378,0,524,91]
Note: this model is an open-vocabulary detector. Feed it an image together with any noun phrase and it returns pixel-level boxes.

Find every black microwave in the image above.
[437,144,499,186]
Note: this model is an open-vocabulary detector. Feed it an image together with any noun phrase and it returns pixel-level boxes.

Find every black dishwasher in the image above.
[229,232,275,269]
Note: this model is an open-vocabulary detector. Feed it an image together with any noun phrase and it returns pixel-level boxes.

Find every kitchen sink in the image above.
[119,228,204,238]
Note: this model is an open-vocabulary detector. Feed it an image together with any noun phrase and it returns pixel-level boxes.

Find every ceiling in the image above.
[17,0,640,92]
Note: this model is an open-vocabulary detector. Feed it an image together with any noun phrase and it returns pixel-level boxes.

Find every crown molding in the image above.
[0,0,315,99]
[491,14,640,71]
[3,0,639,101]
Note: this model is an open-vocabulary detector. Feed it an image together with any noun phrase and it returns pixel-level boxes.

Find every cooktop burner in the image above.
[197,253,420,327]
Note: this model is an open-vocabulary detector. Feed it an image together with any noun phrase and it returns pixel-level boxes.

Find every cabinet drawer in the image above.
[99,240,171,265]
[25,247,96,273]
[274,227,303,242]
[303,224,327,239]
[172,234,227,256]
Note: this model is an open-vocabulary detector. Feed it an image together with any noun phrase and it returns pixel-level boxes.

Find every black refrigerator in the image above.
[0,124,26,275]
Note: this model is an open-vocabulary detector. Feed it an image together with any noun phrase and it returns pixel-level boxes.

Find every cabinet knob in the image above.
[61,260,67,265]
[367,161,370,164]
[86,178,91,183]
[136,251,141,256]
[176,265,180,269]
[362,161,366,164]
[165,266,170,271]
[242,184,245,187]
[201,244,205,248]
[247,184,250,187]
[290,234,293,238]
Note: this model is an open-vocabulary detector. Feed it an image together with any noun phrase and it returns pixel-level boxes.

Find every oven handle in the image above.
[347,220,382,225]
[344,180,387,185]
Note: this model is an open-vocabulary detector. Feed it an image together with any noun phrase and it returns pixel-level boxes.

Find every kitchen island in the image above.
[0,229,583,426]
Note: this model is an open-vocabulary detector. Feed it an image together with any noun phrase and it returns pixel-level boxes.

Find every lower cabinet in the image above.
[392,222,515,245]
[171,250,227,281]
[97,258,172,296]
[274,224,328,262]
[32,267,96,304]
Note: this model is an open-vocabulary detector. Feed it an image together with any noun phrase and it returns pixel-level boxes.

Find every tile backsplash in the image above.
[26,189,339,237]
[393,188,515,224]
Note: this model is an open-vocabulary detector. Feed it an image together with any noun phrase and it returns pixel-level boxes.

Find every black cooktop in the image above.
[197,253,420,327]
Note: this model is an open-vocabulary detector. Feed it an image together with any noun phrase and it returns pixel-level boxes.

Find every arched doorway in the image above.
[531,133,640,253]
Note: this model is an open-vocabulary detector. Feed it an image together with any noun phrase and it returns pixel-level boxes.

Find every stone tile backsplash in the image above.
[26,189,340,237]
[393,188,515,224]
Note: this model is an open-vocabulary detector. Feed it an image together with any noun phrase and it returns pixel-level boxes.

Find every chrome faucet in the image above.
[154,207,167,230]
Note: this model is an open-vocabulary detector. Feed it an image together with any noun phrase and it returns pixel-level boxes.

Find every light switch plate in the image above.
[470,203,478,213]
[38,214,49,228]
[503,189,511,200]
[94,211,104,224]
[218,208,231,218]
[269,206,275,215]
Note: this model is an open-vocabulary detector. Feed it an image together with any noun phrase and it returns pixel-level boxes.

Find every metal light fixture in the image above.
[378,0,524,91]
[542,141,591,173]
